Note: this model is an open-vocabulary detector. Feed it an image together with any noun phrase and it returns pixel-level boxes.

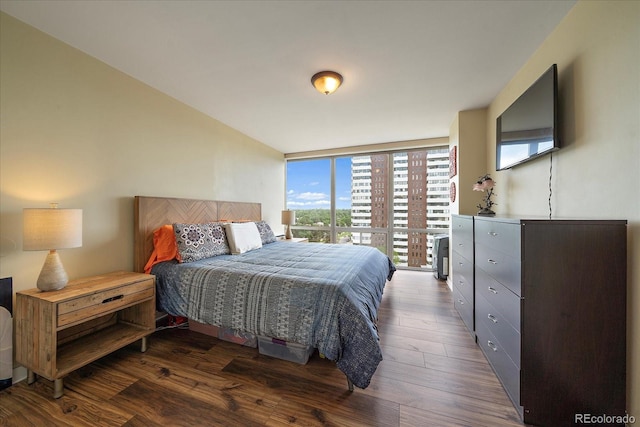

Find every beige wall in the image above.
[2,0,638,414]
[486,1,639,415]
[447,109,487,292]
[0,13,285,294]
[449,108,488,216]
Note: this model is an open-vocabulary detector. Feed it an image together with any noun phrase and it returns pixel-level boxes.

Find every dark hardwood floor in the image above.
[0,270,525,426]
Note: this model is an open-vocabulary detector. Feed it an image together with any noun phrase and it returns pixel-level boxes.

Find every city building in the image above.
[351,149,450,268]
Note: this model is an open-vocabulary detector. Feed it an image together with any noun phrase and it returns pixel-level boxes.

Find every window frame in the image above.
[285,145,450,270]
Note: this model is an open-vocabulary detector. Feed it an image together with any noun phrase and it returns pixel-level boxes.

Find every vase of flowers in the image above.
[473,174,496,216]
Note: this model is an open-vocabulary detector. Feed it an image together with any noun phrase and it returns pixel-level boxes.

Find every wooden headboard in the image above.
[134,196,261,272]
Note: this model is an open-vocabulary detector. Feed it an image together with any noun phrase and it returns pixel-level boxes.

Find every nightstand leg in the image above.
[53,379,64,398]
[27,370,35,384]
[141,336,148,353]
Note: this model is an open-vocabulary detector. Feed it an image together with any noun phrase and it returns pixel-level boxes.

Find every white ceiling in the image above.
[0,0,576,154]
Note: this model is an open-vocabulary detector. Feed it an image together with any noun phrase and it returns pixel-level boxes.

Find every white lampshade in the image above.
[23,207,82,291]
[281,210,295,226]
[23,208,83,250]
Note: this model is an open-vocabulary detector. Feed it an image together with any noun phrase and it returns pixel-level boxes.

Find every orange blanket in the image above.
[144,224,181,274]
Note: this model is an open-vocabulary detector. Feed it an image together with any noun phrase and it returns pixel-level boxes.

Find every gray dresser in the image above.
[453,215,627,426]
[451,215,474,336]
[473,217,522,412]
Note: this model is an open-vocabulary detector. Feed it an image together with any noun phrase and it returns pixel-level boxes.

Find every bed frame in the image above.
[133,196,261,273]
[133,195,355,391]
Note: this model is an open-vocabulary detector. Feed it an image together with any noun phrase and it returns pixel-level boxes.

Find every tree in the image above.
[292,209,351,243]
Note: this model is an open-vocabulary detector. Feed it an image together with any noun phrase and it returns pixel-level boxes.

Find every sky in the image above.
[286,158,353,210]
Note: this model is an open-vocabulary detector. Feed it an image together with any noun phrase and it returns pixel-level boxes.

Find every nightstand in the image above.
[15,271,155,398]
[280,237,309,243]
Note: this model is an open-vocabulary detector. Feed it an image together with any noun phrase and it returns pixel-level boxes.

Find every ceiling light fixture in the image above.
[311,71,343,95]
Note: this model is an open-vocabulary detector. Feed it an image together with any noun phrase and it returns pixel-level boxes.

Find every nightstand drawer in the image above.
[58,278,154,328]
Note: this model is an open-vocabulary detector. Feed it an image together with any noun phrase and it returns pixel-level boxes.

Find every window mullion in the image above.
[387,152,394,258]
[330,157,336,243]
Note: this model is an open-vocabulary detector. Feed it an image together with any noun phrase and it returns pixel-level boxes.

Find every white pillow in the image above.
[224,222,263,254]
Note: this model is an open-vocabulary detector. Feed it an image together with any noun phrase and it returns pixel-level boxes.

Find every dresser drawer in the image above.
[452,237,473,262]
[474,218,521,258]
[476,293,520,365]
[452,216,474,260]
[452,215,473,241]
[453,286,474,334]
[476,268,521,331]
[58,278,155,328]
[452,254,473,303]
[477,321,520,408]
[475,242,521,295]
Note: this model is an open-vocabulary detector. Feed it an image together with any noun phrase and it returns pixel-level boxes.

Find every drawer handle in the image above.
[457,299,464,305]
[487,340,498,352]
[458,261,464,266]
[457,243,464,247]
[488,286,498,294]
[102,295,124,304]
[488,231,498,237]
[487,259,497,265]
[458,280,464,286]
[488,314,498,323]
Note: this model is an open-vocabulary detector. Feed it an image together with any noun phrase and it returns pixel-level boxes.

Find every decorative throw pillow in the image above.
[224,222,263,254]
[173,222,230,263]
[255,220,277,245]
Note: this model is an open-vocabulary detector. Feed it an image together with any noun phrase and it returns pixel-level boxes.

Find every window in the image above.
[286,148,449,269]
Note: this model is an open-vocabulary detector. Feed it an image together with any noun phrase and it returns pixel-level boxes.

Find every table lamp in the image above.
[281,210,295,240]
[23,205,83,291]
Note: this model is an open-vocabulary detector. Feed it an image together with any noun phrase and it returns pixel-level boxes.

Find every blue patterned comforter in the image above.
[151,241,395,388]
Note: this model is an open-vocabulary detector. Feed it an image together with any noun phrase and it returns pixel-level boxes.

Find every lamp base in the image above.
[37,250,69,291]
[285,225,293,240]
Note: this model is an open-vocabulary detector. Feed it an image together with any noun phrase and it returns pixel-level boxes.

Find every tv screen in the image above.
[496,64,559,170]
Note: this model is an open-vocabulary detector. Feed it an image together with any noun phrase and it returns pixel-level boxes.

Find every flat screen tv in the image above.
[496,64,560,170]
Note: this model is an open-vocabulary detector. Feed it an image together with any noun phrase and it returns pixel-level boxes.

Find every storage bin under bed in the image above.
[258,336,314,364]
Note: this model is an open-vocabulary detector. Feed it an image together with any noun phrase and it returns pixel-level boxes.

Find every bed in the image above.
[134,196,395,389]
